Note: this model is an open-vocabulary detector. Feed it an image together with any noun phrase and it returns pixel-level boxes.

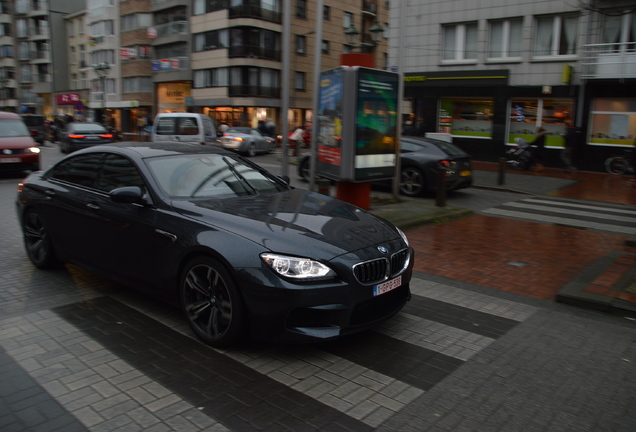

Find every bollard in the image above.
[317,178,330,196]
[436,167,447,207]
[498,157,507,186]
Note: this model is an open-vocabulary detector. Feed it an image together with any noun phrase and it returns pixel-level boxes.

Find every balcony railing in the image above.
[155,21,189,38]
[228,84,280,98]
[581,42,636,79]
[153,56,189,72]
[228,45,281,61]
[229,6,281,23]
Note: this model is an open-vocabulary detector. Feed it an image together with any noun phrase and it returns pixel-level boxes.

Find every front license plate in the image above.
[0,158,21,163]
[373,275,402,297]
[460,170,472,176]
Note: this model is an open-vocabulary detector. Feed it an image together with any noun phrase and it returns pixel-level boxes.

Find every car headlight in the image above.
[396,227,409,247]
[261,253,335,279]
[26,147,41,154]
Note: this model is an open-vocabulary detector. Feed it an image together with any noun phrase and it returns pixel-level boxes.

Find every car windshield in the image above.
[0,119,30,137]
[146,154,287,198]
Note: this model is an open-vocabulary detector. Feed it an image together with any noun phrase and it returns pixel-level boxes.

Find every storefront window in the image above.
[589,99,636,146]
[438,98,493,138]
[508,98,573,147]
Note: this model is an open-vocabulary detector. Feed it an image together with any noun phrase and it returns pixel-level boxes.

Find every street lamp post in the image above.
[93,62,110,111]
[0,77,8,111]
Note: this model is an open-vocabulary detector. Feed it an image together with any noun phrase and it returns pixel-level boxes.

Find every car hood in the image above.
[170,188,402,259]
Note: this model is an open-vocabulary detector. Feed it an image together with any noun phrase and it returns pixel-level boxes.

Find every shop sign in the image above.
[57,94,81,105]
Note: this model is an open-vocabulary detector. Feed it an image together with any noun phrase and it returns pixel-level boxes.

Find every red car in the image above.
[0,112,40,173]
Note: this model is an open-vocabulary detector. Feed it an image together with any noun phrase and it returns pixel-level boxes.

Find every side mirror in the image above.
[110,186,146,204]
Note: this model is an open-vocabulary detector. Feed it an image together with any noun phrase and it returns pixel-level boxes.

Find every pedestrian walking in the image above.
[265,118,276,137]
[561,124,581,172]
[530,127,548,172]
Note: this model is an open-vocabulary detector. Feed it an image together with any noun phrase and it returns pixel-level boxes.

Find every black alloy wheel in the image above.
[22,210,61,269]
[180,257,244,347]
[246,143,257,157]
[400,166,426,197]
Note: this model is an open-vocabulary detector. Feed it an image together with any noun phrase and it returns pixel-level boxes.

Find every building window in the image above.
[194,29,229,51]
[589,99,636,147]
[600,13,636,51]
[438,98,493,138]
[488,18,522,60]
[324,5,330,20]
[296,35,306,54]
[294,71,305,90]
[442,22,478,62]
[533,15,578,57]
[509,99,574,146]
[123,77,153,93]
[343,12,353,29]
[296,0,306,19]
[193,0,228,15]
[121,14,151,32]
[322,40,329,54]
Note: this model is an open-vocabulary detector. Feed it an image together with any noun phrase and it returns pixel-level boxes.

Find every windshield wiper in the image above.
[222,157,257,196]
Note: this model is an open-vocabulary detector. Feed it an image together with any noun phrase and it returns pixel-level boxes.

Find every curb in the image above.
[556,250,636,318]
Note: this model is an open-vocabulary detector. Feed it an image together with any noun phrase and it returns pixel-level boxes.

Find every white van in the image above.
[151,113,221,146]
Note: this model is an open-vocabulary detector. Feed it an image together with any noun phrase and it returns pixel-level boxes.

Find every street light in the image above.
[344,20,384,52]
[93,62,110,109]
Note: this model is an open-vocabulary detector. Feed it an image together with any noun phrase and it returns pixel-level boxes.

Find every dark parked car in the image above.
[21,114,46,145]
[59,122,115,154]
[17,142,413,347]
[221,127,276,156]
[298,136,473,197]
[0,112,40,173]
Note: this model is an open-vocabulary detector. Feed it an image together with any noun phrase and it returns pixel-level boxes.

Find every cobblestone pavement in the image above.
[1,153,636,431]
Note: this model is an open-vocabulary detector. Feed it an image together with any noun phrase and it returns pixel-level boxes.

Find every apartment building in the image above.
[389,0,636,171]
[84,0,388,136]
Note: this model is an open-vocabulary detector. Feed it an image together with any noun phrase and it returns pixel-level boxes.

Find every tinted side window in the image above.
[48,153,103,188]
[96,155,146,193]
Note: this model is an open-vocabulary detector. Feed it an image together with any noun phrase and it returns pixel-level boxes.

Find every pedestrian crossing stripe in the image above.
[483,197,636,235]
[0,276,538,430]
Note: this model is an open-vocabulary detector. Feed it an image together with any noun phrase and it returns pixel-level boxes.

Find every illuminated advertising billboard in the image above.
[316,66,398,182]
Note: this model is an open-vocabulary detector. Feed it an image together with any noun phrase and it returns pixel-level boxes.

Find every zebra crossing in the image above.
[0,276,538,431]
[481,196,636,236]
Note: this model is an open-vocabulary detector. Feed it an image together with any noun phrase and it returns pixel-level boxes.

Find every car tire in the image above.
[59,142,67,154]
[180,257,245,347]
[400,166,426,197]
[298,157,310,182]
[22,210,62,269]
[246,143,256,157]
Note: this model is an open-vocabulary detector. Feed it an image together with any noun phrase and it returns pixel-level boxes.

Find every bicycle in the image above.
[604,149,634,175]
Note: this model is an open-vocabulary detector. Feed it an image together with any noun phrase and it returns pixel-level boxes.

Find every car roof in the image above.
[0,112,22,120]
[77,141,233,159]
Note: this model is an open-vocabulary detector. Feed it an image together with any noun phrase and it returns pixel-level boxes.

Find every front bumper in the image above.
[239,247,414,343]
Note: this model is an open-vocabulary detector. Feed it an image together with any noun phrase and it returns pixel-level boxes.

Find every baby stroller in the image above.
[506,138,534,170]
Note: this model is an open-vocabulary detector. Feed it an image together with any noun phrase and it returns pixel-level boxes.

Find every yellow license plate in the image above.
[460,170,472,176]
